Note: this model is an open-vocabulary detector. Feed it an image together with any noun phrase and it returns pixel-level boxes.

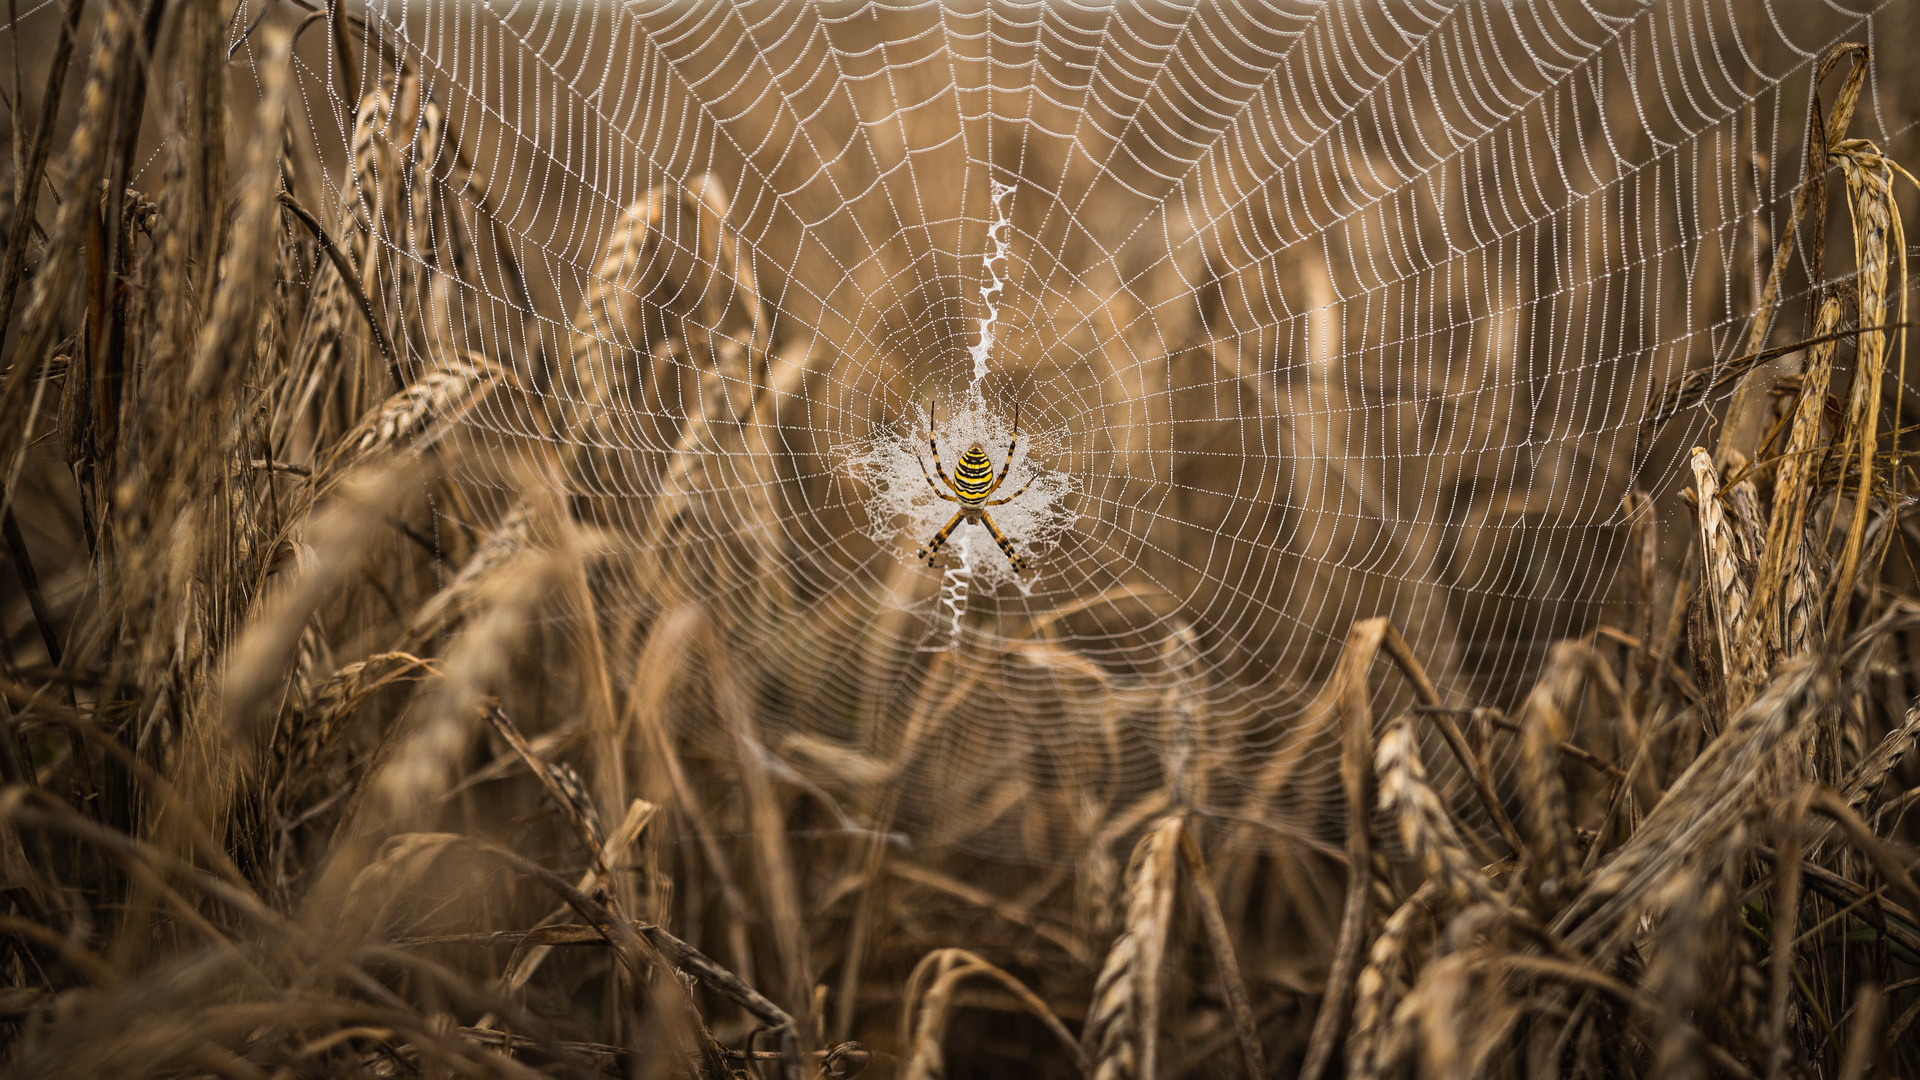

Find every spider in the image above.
[913,400,1035,572]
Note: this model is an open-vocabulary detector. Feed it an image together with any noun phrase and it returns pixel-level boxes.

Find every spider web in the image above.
[221,0,1920,858]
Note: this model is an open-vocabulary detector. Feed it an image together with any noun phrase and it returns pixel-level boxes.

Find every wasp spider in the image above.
[913,400,1035,572]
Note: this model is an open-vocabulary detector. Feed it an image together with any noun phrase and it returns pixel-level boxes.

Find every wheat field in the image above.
[3,2,1920,1078]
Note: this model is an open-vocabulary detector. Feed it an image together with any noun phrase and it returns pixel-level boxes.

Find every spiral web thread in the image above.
[203,0,1920,858]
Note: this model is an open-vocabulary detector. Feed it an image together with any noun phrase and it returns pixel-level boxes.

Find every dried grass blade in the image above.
[1804,787,1920,911]
[1753,298,1843,663]
[484,703,612,887]
[1384,620,1521,856]
[426,834,800,1079]
[1299,617,1391,1080]
[495,798,655,999]
[279,191,399,376]
[1717,41,1868,459]
[1767,792,1810,1080]
[1724,467,1766,582]
[1827,142,1901,629]
[1175,828,1266,1080]
[1836,985,1887,1080]
[888,862,1093,962]
[691,610,812,1018]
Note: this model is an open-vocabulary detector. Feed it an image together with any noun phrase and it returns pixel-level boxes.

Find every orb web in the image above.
[218,0,1920,861]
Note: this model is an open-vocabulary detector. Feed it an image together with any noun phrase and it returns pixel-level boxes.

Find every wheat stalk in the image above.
[1827,141,1906,630]
[1752,297,1842,665]
[1692,447,1758,714]
[271,651,434,811]
[217,461,424,799]
[1555,657,1832,952]
[1842,705,1920,812]
[1348,881,1436,1080]
[898,948,1084,1080]
[1516,643,1594,909]
[371,546,565,827]
[0,0,123,475]
[1717,42,1869,459]
[1643,863,1711,1080]
[329,351,501,470]
[281,80,423,451]
[489,797,656,1004]
[1083,815,1182,1080]
[1383,947,1521,1080]
[404,500,530,647]
[185,27,290,400]
[1375,717,1498,907]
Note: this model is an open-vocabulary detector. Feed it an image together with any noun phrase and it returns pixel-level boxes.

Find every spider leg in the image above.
[982,473,1035,506]
[914,449,961,502]
[977,510,1030,572]
[924,400,960,493]
[916,510,968,565]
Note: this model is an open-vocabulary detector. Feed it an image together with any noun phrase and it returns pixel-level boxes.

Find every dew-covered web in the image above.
[220,0,1920,858]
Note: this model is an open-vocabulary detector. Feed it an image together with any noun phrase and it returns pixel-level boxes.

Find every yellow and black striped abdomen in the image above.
[952,443,997,501]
